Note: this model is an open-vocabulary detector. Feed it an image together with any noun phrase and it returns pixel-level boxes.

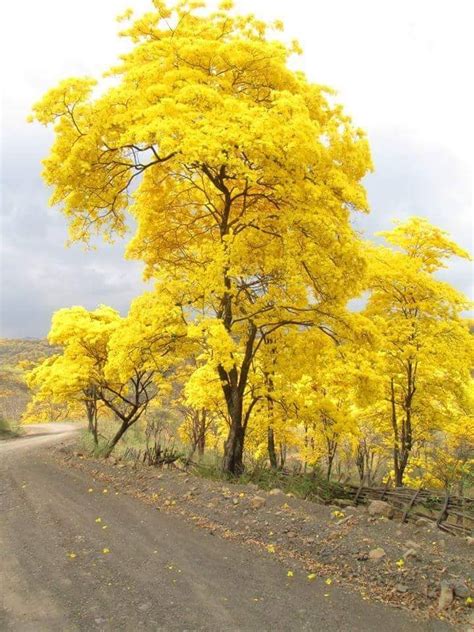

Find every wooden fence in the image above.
[345,482,473,536]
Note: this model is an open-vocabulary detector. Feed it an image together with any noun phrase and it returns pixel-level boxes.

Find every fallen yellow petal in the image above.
[307,573,317,580]
[287,570,294,577]
[88,488,93,493]
[67,552,77,559]
[102,548,110,554]
[95,517,102,523]
[325,578,332,585]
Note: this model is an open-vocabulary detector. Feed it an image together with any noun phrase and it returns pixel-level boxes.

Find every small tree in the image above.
[25,306,120,444]
[26,293,184,454]
[102,287,187,455]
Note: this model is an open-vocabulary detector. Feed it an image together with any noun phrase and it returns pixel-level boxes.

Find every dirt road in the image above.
[0,425,450,631]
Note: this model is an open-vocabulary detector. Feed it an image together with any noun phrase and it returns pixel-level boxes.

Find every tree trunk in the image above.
[279,441,286,469]
[85,399,98,445]
[197,410,206,456]
[390,378,402,486]
[219,324,257,475]
[222,394,245,475]
[267,426,278,469]
[197,432,206,457]
[395,449,410,487]
[104,420,130,457]
[327,452,335,480]
[222,424,245,475]
[356,444,365,483]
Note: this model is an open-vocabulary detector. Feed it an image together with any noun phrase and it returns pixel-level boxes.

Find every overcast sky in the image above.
[1,0,472,338]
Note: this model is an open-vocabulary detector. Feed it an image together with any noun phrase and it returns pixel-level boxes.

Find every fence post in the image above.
[401,486,423,523]
[436,490,450,527]
[380,476,391,500]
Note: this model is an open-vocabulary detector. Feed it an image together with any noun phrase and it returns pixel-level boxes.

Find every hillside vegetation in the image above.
[0,338,58,429]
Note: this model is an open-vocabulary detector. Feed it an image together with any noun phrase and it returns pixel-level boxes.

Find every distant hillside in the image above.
[0,338,58,368]
[0,338,59,423]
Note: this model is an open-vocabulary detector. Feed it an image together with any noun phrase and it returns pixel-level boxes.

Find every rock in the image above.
[438,581,454,610]
[269,488,283,496]
[367,500,394,519]
[415,517,431,527]
[405,540,420,549]
[250,496,266,509]
[466,536,474,546]
[232,498,239,506]
[286,531,297,539]
[395,583,409,593]
[403,548,418,560]
[453,582,470,599]
[332,498,353,508]
[368,547,386,561]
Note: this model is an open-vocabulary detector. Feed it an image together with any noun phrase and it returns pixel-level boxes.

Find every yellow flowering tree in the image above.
[26,296,183,454]
[30,0,372,473]
[25,306,121,444]
[103,287,188,454]
[364,218,473,486]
